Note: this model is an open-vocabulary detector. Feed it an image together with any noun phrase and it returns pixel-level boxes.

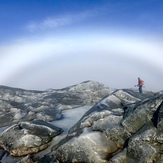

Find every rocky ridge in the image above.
[0,80,162,163]
[0,81,113,162]
[0,81,112,127]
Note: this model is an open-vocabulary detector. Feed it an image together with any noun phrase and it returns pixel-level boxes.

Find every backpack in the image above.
[141,80,144,85]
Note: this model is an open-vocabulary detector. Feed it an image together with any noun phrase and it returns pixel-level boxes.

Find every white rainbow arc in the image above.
[0,31,163,91]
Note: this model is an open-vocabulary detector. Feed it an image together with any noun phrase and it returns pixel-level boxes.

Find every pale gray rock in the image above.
[121,96,163,134]
[127,122,159,163]
[0,121,63,156]
[0,81,113,127]
[49,89,147,162]
[43,89,162,163]
[0,81,162,163]
[110,148,127,163]
[0,81,113,162]
[126,101,163,163]
[55,129,117,163]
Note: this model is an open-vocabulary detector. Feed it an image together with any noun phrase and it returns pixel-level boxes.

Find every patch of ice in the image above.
[34,105,92,158]
[50,105,92,133]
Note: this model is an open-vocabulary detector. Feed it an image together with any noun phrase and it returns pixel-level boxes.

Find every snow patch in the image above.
[51,106,92,133]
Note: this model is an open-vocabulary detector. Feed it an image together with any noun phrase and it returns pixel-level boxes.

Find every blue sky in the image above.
[0,0,163,91]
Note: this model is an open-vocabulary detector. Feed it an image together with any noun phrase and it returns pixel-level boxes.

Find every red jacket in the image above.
[138,79,144,86]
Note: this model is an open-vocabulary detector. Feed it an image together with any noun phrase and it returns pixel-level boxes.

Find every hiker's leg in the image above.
[139,86,142,93]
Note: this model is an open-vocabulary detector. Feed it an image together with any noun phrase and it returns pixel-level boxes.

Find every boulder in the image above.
[127,122,159,163]
[127,102,163,163]
[110,148,127,163]
[121,96,163,134]
[0,121,63,156]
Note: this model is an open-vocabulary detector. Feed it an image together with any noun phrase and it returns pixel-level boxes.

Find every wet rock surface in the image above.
[0,80,163,162]
[0,120,63,156]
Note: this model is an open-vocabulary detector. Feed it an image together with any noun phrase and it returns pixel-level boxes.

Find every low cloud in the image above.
[26,10,99,32]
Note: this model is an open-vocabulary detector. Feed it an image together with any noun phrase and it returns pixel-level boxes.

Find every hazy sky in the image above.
[0,0,163,91]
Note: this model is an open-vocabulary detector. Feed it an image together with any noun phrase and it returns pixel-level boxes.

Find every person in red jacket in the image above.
[137,77,144,93]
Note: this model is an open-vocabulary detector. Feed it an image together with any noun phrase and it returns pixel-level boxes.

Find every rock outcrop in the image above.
[42,89,162,163]
[0,81,113,162]
[0,80,162,163]
[0,120,63,156]
[0,81,113,128]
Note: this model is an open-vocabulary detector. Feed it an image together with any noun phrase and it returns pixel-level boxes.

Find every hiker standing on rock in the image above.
[137,77,144,93]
